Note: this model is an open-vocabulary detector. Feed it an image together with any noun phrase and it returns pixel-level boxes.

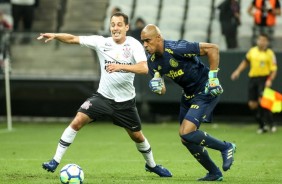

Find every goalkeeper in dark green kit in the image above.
[141,24,236,181]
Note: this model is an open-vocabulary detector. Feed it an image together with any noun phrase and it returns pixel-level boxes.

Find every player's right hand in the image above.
[37,33,56,43]
[149,77,163,94]
[231,70,240,80]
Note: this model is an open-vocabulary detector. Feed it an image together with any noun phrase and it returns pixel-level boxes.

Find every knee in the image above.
[70,113,91,131]
[70,120,83,131]
[130,131,145,143]
[179,119,197,136]
[248,101,258,110]
[181,139,189,147]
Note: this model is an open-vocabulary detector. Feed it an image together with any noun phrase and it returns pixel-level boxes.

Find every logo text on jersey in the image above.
[184,53,197,57]
[104,60,132,73]
[165,48,174,54]
[165,69,184,79]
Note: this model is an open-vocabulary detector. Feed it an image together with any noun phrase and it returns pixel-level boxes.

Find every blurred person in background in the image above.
[0,0,13,31]
[11,0,38,44]
[248,0,281,47]
[0,11,12,30]
[129,17,146,43]
[218,0,241,49]
[231,33,278,134]
[37,12,172,178]
[99,6,122,36]
[0,10,12,74]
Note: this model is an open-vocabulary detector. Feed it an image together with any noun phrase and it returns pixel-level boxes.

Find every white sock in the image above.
[53,126,77,163]
[136,138,156,168]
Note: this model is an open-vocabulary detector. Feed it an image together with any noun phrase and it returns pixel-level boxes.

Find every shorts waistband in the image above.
[183,93,195,99]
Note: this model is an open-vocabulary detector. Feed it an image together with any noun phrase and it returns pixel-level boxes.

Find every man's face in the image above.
[141,31,160,55]
[110,16,129,44]
[257,36,269,49]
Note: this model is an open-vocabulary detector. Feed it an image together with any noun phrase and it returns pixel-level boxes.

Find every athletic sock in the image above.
[53,125,77,163]
[262,108,273,127]
[182,142,219,173]
[136,138,156,168]
[181,130,228,151]
[256,107,265,129]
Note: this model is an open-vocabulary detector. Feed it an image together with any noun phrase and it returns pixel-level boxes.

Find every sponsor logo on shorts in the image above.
[81,100,92,110]
[131,126,138,129]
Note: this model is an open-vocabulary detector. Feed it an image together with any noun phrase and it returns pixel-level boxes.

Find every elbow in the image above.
[70,36,80,44]
[213,43,219,53]
[139,66,148,75]
[206,43,219,56]
[143,67,149,75]
[140,61,149,74]
[200,42,219,56]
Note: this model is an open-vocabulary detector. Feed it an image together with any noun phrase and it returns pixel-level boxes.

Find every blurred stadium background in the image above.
[0,0,281,124]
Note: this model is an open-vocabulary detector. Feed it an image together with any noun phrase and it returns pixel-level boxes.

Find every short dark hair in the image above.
[110,12,129,25]
[113,7,121,12]
[135,17,145,25]
[259,33,269,40]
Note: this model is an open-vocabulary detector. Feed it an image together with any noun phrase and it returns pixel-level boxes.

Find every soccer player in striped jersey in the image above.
[141,24,236,181]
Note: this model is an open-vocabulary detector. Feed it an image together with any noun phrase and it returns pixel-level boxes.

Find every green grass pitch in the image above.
[0,121,281,184]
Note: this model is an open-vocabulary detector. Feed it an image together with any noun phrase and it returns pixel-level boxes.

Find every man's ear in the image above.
[126,25,129,31]
[156,34,162,42]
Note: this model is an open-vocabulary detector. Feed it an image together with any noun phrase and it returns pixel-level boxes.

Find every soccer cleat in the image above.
[42,159,59,172]
[221,142,236,171]
[197,169,223,181]
[257,128,267,134]
[271,126,277,133]
[145,164,172,177]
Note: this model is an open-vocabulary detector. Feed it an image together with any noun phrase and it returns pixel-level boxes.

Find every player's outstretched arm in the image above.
[37,33,79,44]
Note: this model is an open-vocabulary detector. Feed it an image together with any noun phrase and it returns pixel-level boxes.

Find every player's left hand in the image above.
[205,78,224,96]
[106,63,121,73]
[205,70,223,96]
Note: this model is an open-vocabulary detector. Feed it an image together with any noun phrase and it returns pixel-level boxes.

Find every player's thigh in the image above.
[248,77,267,101]
[78,93,112,122]
[248,78,258,101]
[184,94,219,128]
[257,77,267,96]
[179,93,194,124]
[112,98,142,132]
